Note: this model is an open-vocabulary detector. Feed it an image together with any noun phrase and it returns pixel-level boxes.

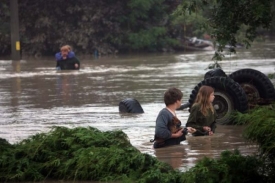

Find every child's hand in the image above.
[75,64,79,69]
[203,126,211,131]
[176,128,184,137]
[187,127,196,133]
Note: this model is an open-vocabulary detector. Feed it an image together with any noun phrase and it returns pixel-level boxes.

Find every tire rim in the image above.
[240,83,260,102]
[213,91,234,124]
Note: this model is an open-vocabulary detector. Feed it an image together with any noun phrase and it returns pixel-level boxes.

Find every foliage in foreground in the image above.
[233,104,275,182]
[0,127,181,182]
[268,73,275,79]
[1,119,275,182]
[234,104,275,154]
[182,150,265,183]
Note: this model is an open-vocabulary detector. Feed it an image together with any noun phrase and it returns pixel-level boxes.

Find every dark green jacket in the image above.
[56,57,80,70]
[186,103,216,132]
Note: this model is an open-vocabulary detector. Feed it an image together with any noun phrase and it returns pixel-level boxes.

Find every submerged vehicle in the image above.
[178,37,214,51]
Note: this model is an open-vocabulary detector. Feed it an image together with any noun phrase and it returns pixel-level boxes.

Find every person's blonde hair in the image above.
[60,45,72,51]
[194,85,214,116]
[60,45,69,52]
[64,45,72,51]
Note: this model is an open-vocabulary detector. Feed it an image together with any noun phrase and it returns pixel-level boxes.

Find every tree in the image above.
[176,0,273,60]
[0,0,11,55]
[8,0,180,56]
[0,0,274,57]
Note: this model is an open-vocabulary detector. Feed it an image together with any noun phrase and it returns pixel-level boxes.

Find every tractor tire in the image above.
[119,98,144,113]
[188,77,248,124]
[204,68,227,79]
[229,68,275,100]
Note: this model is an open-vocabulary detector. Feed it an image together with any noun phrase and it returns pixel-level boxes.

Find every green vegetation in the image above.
[268,73,275,79]
[1,0,274,57]
[1,105,275,183]
[0,126,265,183]
[234,104,275,154]
[181,150,265,183]
[175,0,274,60]
[0,127,182,182]
[171,3,209,39]
[0,1,10,55]
[233,104,275,182]
[1,0,180,56]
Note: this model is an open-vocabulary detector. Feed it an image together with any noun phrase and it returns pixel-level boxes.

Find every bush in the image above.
[181,150,265,183]
[233,104,275,155]
[2,117,275,182]
[0,126,181,182]
[233,104,275,182]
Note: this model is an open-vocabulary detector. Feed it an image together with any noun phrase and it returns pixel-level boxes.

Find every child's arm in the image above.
[55,52,62,61]
[68,51,75,58]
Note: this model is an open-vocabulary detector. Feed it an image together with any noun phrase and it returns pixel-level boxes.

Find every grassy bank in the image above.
[0,127,182,182]
[1,104,275,183]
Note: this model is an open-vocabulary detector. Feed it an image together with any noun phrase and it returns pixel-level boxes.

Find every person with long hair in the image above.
[186,86,217,136]
[152,87,196,148]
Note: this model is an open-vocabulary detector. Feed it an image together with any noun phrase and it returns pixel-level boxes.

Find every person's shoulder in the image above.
[191,103,200,108]
[158,108,169,114]
[68,51,75,58]
[156,108,166,116]
[190,103,200,112]
[157,108,173,118]
[156,108,172,123]
[55,52,62,61]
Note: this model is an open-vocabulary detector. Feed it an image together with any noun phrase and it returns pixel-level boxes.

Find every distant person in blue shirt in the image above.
[55,45,80,70]
[55,45,75,61]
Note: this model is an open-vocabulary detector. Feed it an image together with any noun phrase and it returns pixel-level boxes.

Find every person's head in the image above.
[195,85,215,115]
[64,45,72,51]
[60,45,69,58]
[164,88,183,107]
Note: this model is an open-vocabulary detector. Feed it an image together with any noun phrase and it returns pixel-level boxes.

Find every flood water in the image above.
[0,41,275,172]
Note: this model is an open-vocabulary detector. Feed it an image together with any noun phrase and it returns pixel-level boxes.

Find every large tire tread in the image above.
[188,77,248,124]
[119,98,144,113]
[204,68,227,79]
[229,68,275,100]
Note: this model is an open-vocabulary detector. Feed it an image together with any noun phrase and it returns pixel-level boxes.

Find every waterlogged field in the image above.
[0,41,275,172]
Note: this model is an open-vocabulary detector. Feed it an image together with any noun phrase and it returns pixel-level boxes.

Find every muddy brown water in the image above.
[0,41,275,175]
